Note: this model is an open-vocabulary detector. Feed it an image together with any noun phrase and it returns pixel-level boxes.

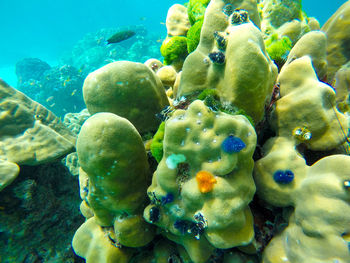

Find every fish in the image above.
[49,103,55,108]
[46,96,54,102]
[107,30,136,44]
[71,89,77,96]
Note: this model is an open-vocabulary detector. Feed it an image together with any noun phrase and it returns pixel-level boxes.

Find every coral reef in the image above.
[68,0,350,262]
[16,62,85,117]
[4,0,350,263]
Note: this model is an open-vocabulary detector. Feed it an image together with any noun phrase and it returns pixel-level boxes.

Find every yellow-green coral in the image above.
[187,0,210,25]
[150,121,165,163]
[265,34,292,68]
[160,36,188,66]
[186,19,203,53]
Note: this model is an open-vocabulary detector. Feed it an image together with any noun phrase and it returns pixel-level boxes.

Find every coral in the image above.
[178,1,276,124]
[186,19,204,53]
[264,34,292,69]
[260,0,302,29]
[144,100,257,262]
[150,122,166,163]
[254,138,350,263]
[62,108,90,136]
[76,112,151,226]
[82,61,169,134]
[322,0,350,84]
[72,217,134,263]
[271,56,347,151]
[166,4,191,37]
[74,111,156,261]
[156,65,178,87]
[334,61,350,113]
[144,58,163,73]
[284,30,327,80]
[187,0,210,25]
[0,160,19,191]
[160,36,188,68]
[0,79,75,169]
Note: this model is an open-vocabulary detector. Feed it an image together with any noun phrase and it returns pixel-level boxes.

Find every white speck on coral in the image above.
[203,128,207,132]
[186,127,190,132]
[181,140,185,146]
[116,81,123,85]
[166,154,186,169]
[197,112,202,117]
[247,132,252,137]
[107,172,111,175]
[197,120,201,125]
[113,160,117,164]
[213,139,217,143]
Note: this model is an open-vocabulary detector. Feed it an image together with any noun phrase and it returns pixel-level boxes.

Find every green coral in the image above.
[186,19,203,53]
[187,0,210,25]
[160,36,188,66]
[150,122,165,163]
[265,34,292,69]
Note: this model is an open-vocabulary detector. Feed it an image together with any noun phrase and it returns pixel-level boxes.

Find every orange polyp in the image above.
[196,170,217,193]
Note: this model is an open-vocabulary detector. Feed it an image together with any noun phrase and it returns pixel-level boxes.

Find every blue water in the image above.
[0,0,346,97]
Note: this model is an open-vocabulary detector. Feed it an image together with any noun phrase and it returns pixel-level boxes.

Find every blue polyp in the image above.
[273,170,294,184]
[221,135,246,153]
[161,193,174,205]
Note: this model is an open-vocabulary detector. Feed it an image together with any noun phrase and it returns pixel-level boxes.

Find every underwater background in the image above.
[0,0,346,100]
[1,1,350,263]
